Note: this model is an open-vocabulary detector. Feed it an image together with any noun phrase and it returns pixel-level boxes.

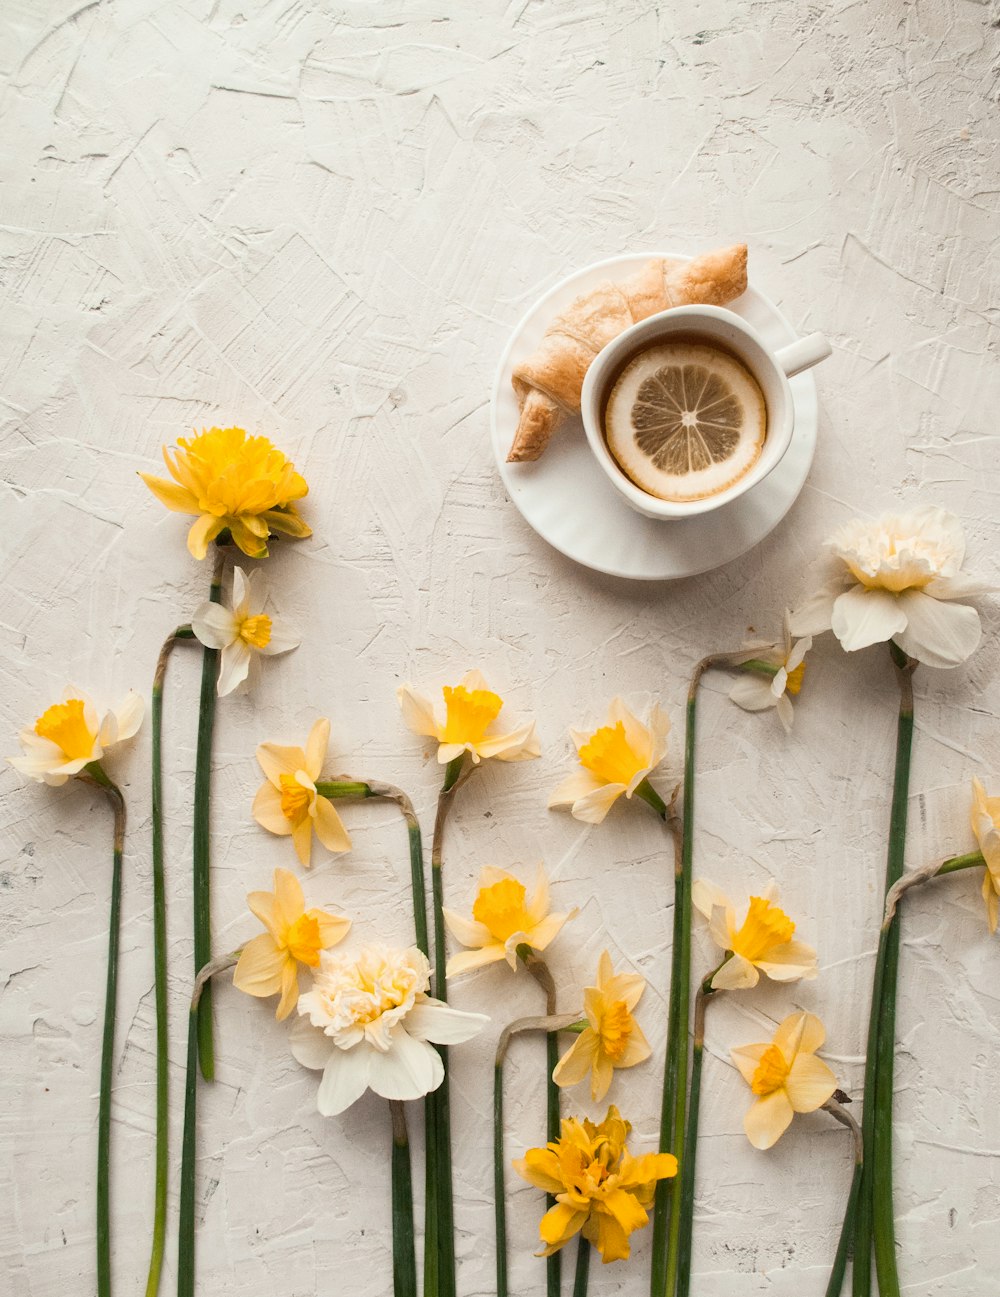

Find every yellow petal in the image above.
[233,935,287,997]
[590,1051,614,1103]
[983,869,999,934]
[187,513,226,561]
[730,1042,769,1088]
[292,818,313,867]
[785,1054,838,1113]
[446,945,506,977]
[305,718,330,779]
[514,1148,565,1195]
[272,867,306,930]
[552,1032,599,1089]
[256,742,307,788]
[538,1201,586,1252]
[274,960,300,1020]
[588,1209,631,1263]
[246,888,282,941]
[744,1090,795,1149]
[773,1011,825,1060]
[313,909,351,948]
[313,797,352,853]
[601,1186,648,1237]
[139,472,198,515]
[252,781,295,836]
[442,907,493,950]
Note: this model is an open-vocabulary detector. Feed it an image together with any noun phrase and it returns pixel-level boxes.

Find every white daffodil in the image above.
[548,698,669,824]
[397,670,540,766]
[290,944,487,1116]
[192,567,299,696]
[729,612,811,733]
[8,688,144,786]
[788,507,994,669]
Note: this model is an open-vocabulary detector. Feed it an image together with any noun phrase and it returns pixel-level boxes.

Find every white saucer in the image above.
[491,253,819,581]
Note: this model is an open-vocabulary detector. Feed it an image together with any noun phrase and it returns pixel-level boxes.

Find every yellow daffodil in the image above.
[692,880,817,990]
[139,425,311,560]
[513,1106,676,1264]
[729,612,812,733]
[731,1012,837,1149]
[548,698,669,824]
[8,688,144,786]
[290,944,487,1115]
[397,670,539,765]
[233,868,350,1020]
[443,864,576,976]
[252,718,351,867]
[971,777,1000,932]
[788,507,995,668]
[192,566,300,696]
[553,951,651,1102]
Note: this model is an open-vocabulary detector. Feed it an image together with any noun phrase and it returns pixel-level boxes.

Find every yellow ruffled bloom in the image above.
[513,1107,676,1264]
[553,951,651,1102]
[971,777,1000,932]
[8,688,144,787]
[397,670,540,765]
[233,868,350,1020]
[548,698,669,824]
[692,879,817,990]
[140,425,311,560]
[443,864,576,977]
[731,1012,837,1149]
[252,718,351,867]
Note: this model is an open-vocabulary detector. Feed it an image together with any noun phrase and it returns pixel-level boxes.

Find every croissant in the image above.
[507,244,749,462]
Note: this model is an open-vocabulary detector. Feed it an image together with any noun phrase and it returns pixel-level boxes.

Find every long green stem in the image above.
[194,551,225,1080]
[493,1060,508,1297]
[824,1100,864,1297]
[854,643,915,1297]
[391,1101,418,1297]
[145,625,194,1297]
[572,1235,591,1297]
[177,1010,199,1297]
[427,754,466,1297]
[523,954,562,1297]
[83,764,125,1297]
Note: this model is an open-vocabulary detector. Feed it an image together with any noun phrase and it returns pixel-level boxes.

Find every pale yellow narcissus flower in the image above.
[552,951,651,1102]
[290,944,487,1115]
[232,868,350,1020]
[139,425,311,561]
[971,777,1000,932]
[788,506,995,668]
[192,566,300,696]
[8,689,144,786]
[252,718,351,867]
[513,1106,677,1263]
[729,611,812,733]
[443,864,576,977]
[731,1012,838,1149]
[692,880,817,990]
[548,698,670,824]
[397,670,540,765]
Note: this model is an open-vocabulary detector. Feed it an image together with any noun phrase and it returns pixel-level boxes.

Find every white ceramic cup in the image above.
[580,305,831,520]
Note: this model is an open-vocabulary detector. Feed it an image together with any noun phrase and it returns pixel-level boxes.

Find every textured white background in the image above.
[2,1,1000,1294]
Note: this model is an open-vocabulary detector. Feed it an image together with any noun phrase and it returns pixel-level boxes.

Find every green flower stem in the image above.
[572,1235,591,1297]
[391,1101,418,1297]
[194,551,225,1081]
[82,763,125,1297]
[493,1011,582,1297]
[426,753,469,1297]
[853,643,916,1297]
[520,952,563,1297]
[645,651,750,1297]
[823,1098,864,1297]
[145,624,195,1297]
[178,1009,199,1297]
[315,780,428,956]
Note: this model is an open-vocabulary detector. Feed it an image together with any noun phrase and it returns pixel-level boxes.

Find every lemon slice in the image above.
[604,342,766,501]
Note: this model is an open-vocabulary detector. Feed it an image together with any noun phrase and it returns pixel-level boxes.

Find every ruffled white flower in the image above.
[290,944,487,1115]
[729,613,811,733]
[192,567,299,696]
[789,507,994,669]
[8,688,144,786]
[548,698,669,824]
[397,670,539,765]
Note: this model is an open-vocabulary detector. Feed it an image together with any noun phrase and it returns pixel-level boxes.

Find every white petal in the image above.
[289,1016,335,1071]
[548,768,605,809]
[787,581,841,637]
[217,641,252,696]
[925,573,999,601]
[397,684,439,739]
[569,783,626,824]
[405,999,488,1045]
[231,566,250,614]
[316,1044,374,1116]
[831,585,907,652]
[786,637,811,671]
[192,602,238,650]
[711,953,759,991]
[893,590,981,669]
[776,695,795,733]
[367,1028,443,1101]
[112,691,145,742]
[259,623,300,656]
[729,674,778,713]
[691,880,729,921]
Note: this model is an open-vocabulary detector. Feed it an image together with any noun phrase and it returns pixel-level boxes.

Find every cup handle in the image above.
[774,332,831,378]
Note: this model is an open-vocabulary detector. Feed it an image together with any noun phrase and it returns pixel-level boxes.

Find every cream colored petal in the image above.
[983,870,999,934]
[729,674,778,713]
[552,1031,598,1088]
[232,935,286,997]
[787,581,841,637]
[526,862,551,926]
[595,949,614,989]
[775,695,795,734]
[730,1042,769,1087]
[436,742,466,765]
[476,721,540,762]
[590,1052,615,1103]
[569,782,626,824]
[479,865,514,888]
[756,940,818,983]
[831,585,907,653]
[786,636,811,671]
[442,908,494,950]
[744,1090,795,1149]
[192,602,238,651]
[608,696,654,765]
[275,962,301,1021]
[548,768,605,809]
[396,684,440,739]
[252,781,294,836]
[272,868,306,931]
[111,691,144,742]
[894,589,981,669]
[256,742,307,789]
[692,879,730,921]
[526,909,577,953]
[259,622,300,656]
[231,566,249,614]
[603,971,646,1012]
[710,953,759,991]
[618,1021,652,1067]
[313,797,351,853]
[217,641,252,697]
[312,909,351,948]
[774,1011,825,1059]
[709,904,737,954]
[305,718,331,780]
[459,669,491,692]
[786,1054,838,1113]
[445,945,506,977]
[292,818,314,867]
[246,888,281,941]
